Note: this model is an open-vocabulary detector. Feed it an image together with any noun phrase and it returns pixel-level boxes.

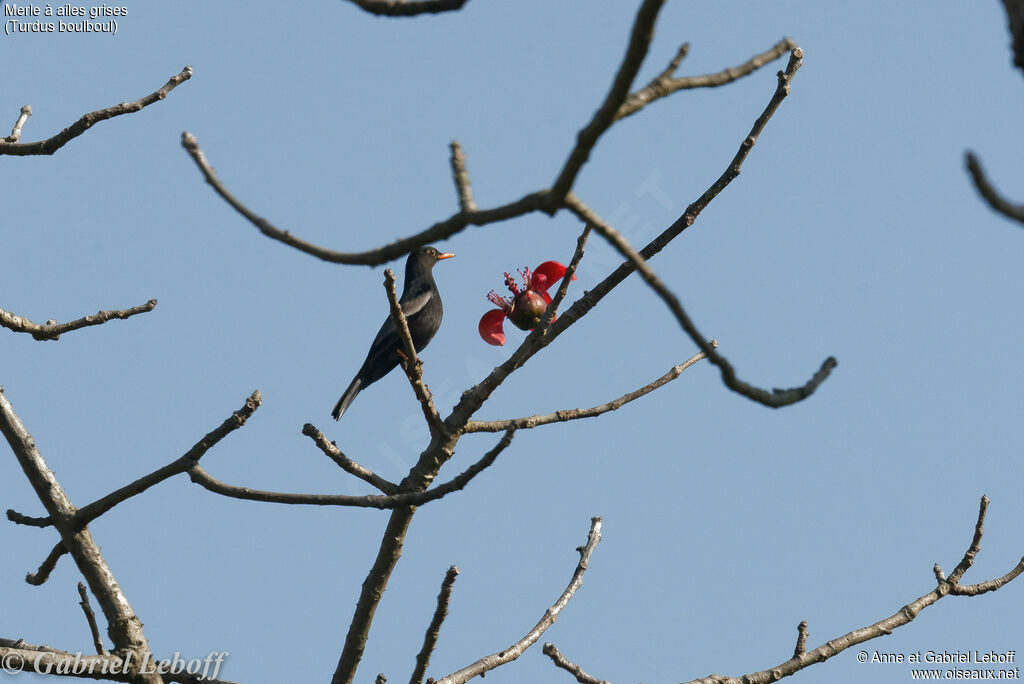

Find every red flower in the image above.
[479,261,576,346]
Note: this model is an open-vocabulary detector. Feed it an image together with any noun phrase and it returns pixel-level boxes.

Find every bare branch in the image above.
[181,131,546,266]
[76,391,261,526]
[677,497,1024,684]
[302,424,399,494]
[78,582,108,655]
[332,428,516,684]
[190,428,514,509]
[615,38,796,121]
[546,0,666,210]
[385,269,444,434]
[0,67,192,156]
[345,0,468,17]
[0,299,157,341]
[464,343,714,433]
[792,621,808,658]
[11,391,262,531]
[433,517,602,684]
[566,193,836,408]
[0,386,161,681]
[5,105,31,142]
[25,542,67,586]
[448,140,476,212]
[7,509,50,527]
[965,152,1024,225]
[410,566,460,684]
[543,643,611,684]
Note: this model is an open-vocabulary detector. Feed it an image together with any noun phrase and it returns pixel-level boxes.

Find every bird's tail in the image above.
[331,377,362,421]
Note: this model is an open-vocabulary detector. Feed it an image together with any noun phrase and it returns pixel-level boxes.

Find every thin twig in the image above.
[302,424,399,494]
[0,299,157,341]
[346,0,468,17]
[0,67,192,156]
[78,582,108,655]
[547,0,666,210]
[384,269,444,434]
[792,621,808,658]
[448,140,476,212]
[5,105,31,142]
[965,152,1024,225]
[6,509,50,527]
[464,343,714,433]
[25,542,67,586]
[410,566,460,684]
[615,38,796,121]
[433,517,602,684]
[543,644,611,684]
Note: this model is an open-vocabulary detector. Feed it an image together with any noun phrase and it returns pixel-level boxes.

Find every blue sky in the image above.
[3,2,1024,683]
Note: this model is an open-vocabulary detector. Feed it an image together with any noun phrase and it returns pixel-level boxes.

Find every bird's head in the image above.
[407,246,455,277]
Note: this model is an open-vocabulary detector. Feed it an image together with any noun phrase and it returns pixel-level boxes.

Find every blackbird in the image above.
[332,246,455,420]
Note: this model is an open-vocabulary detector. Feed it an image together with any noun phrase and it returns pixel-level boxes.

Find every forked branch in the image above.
[432,517,603,684]
[0,67,192,156]
[0,299,157,341]
[544,496,1024,684]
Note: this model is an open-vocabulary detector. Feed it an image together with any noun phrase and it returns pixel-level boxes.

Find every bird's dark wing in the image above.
[366,288,434,349]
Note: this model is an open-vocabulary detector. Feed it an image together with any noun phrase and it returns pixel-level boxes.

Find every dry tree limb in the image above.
[5,105,31,142]
[448,140,476,212]
[965,152,1024,226]
[543,644,611,684]
[616,38,796,121]
[792,621,808,658]
[25,542,67,586]
[7,509,50,527]
[464,343,715,433]
[0,67,192,156]
[9,391,262,531]
[346,0,468,17]
[431,517,602,684]
[77,582,107,655]
[0,386,161,682]
[565,193,835,408]
[546,0,666,210]
[410,566,460,684]
[544,497,1024,684]
[384,269,445,434]
[302,424,399,494]
[0,299,157,341]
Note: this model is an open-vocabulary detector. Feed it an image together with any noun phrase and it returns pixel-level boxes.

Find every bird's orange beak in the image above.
[437,252,455,260]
